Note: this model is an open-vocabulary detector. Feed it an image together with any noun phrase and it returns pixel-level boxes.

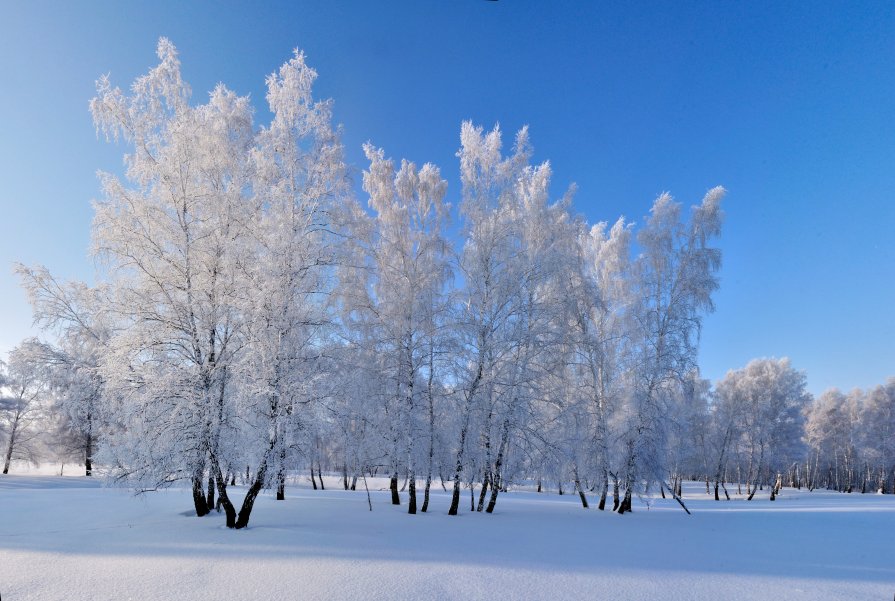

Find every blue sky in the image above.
[1,1,893,394]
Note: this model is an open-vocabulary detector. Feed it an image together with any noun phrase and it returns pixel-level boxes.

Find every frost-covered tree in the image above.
[562,217,632,509]
[859,381,895,493]
[234,48,347,524]
[804,381,895,494]
[804,389,852,491]
[89,39,353,529]
[717,358,811,500]
[16,265,110,476]
[448,122,572,515]
[339,143,451,513]
[707,373,748,499]
[90,38,256,519]
[444,121,519,516]
[665,372,712,496]
[616,188,724,513]
[0,342,49,474]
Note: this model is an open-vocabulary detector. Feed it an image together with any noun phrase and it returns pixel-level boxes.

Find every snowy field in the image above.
[2,470,894,601]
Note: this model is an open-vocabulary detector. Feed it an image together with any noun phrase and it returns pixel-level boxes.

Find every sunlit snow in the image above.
[1,470,892,601]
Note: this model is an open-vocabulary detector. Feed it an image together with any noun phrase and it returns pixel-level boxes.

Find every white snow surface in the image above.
[1,472,893,600]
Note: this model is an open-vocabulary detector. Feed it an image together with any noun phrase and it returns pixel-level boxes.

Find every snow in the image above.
[1,473,893,600]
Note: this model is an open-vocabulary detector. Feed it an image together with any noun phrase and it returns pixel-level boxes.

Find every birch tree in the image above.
[719,358,811,499]
[617,187,724,513]
[0,343,48,474]
[90,38,255,518]
[234,48,347,525]
[563,217,632,509]
[16,265,110,476]
[344,144,451,513]
[448,122,515,515]
[448,122,572,514]
[860,381,895,493]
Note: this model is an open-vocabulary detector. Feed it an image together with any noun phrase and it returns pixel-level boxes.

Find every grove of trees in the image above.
[3,40,893,528]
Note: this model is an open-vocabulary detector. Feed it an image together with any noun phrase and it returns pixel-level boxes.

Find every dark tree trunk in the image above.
[362,469,373,511]
[665,480,692,515]
[477,471,490,512]
[747,469,758,500]
[84,429,93,477]
[211,456,236,527]
[310,464,318,490]
[485,421,510,514]
[350,475,357,491]
[485,478,501,513]
[422,347,435,515]
[206,473,215,509]
[3,415,19,474]
[449,476,462,516]
[597,471,608,511]
[408,471,417,514]
[422,475,431,513]
[617,488,633,514]
[317,463,325,490]
[449,346,484,516]
[612,473,620,511]
[275,445,287,500]
[275,478,286,500]
[191,469,210,517]
[390,473,400,505]
[574,468,589,509]
[746,453,760,500]
[235,462,268,529]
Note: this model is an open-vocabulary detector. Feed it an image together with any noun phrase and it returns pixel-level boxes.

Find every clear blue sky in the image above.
[1,1,893,395]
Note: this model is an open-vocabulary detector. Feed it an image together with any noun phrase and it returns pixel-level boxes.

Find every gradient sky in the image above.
[1,1,893,395]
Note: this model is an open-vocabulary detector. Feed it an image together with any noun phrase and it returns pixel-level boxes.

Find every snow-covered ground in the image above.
[1,470,893,600]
